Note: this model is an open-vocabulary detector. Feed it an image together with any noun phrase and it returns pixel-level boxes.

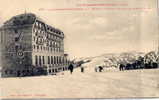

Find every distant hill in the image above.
[74,51,145,69]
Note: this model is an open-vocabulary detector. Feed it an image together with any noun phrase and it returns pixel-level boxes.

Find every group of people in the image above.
[68,63,85,74]
[68,63,106,74]
[119,61,159,71]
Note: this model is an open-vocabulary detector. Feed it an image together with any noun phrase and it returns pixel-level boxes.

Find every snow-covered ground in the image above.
[0,67,159,99]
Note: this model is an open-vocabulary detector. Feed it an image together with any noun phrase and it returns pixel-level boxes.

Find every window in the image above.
[51,48,52,52]
[48,56,50,64]
[15,37,18,42]
[49,69,51,73]
[59,57,61,64]
[57,56,59,64]
[43,56,45,64]
[54,56,56,64]
[39,56,42,66]
[35,55,38,65]
[63,57,66,64]
[63,58,65,64]
[41,46,42,50]
[51,56,53,64]
[37,45,39,50]
[55,69,57,72]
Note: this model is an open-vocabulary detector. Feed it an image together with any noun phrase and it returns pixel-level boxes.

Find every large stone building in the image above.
[0,13,69,77]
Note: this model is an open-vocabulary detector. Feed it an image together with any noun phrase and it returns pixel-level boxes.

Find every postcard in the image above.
[0,0,159,99]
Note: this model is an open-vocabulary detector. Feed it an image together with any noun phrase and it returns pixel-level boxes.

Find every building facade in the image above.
[0,13,69,77]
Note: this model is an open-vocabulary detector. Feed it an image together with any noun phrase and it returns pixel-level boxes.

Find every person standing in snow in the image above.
[68,63,74,74]
[81,66,84,73]
[98,66,103,72]
[119,64,124,71]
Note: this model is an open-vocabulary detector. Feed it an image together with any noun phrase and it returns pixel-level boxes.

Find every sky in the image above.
[0,0,158,59]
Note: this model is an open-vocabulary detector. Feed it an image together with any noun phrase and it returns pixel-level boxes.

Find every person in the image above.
[119,64,125,71]
[81,66,84,73]
[68,63,74,74]
[98,66,103,72]
[119,64,122,71]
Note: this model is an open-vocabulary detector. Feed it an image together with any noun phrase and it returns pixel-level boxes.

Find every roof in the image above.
[3,13,36,26]
[1,13,64,36]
